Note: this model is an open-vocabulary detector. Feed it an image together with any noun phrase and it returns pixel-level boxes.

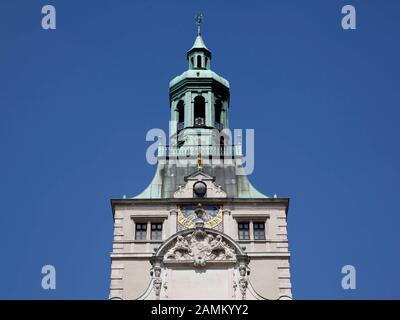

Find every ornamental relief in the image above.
[164,229,236,267]
[173,171,227,199]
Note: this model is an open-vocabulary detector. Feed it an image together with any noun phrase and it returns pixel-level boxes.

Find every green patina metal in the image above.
[134,28,267,200]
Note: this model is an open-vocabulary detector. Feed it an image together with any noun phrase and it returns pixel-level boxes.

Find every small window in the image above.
[238,222,250,240]
[151,223,163,240]
[219,136,225,158]
[194,95,206,127]
[177,100,185,131]
[135,223,147,240]
[253,222,265,240]
[197,55,202,68]
[215,100,223,124]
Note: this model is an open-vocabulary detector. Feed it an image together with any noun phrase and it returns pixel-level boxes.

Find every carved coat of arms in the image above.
[164,229,236,267]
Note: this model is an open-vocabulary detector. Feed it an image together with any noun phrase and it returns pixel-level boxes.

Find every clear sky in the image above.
[0,0,399,299]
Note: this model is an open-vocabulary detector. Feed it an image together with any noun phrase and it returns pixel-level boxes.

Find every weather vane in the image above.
[195,13,203,35]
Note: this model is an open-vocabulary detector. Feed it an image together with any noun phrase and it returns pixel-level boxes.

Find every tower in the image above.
[109,17,292,300]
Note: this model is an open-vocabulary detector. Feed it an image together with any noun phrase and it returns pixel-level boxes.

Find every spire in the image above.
[191,13,209,50]
[190,34,209,52]
[187,13,212,69]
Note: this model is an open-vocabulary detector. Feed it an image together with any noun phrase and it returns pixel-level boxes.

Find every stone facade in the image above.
[109,197,291,300]
[108,24,292,300]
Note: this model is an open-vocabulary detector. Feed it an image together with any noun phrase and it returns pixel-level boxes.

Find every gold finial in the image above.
[197,152,203,170]
[195,13,203,35]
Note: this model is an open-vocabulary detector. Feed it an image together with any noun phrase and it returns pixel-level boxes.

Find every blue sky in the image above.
[0,0,399,299]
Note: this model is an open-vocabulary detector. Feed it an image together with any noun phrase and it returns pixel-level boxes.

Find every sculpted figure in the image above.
[165,235,190,259]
